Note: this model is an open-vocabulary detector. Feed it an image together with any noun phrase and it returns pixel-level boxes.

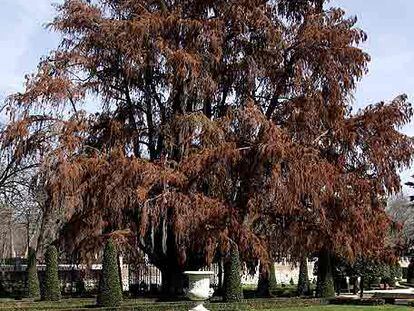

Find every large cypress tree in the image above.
[97,238,122,307]
[223,244,243,302]
[26,247,40,299]
[5,0,414,297]
[43,245,61,301]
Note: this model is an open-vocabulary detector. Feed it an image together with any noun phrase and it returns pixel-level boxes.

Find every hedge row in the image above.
[0,298,323,311]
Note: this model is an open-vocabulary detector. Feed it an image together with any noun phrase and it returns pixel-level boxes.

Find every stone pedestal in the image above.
[184,271,214,311]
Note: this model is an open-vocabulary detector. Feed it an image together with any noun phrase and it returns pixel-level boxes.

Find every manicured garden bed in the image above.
[0,298,411,311]
[0,297,320,311]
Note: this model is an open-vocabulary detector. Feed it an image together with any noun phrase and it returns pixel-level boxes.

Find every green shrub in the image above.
[97,238,123,307]
[26,247,40,299]
[297,257,310,296]
[43,245,61,301]
[223,244,243,302]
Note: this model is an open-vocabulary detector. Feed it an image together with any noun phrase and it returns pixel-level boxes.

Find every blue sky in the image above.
[1,0,413,190]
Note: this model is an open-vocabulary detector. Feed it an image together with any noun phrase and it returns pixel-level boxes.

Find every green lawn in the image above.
[262,306,410,311]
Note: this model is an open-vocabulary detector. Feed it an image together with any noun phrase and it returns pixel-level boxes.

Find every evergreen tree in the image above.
[43,245,61,301]
[297,257,310,296]
[223,244,243,302]
[26,247,40,299]
[97,238,122,307]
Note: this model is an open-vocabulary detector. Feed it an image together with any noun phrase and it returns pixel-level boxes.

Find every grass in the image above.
[262,306,410,311]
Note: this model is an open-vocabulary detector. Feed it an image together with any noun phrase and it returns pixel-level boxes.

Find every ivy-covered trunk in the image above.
[316,249,335,298]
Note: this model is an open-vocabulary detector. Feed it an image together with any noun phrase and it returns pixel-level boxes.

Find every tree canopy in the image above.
[3,0,413,291]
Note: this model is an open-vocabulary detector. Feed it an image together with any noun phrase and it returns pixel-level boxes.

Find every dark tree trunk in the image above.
[359,276,364,298]
[257,263,270,297]
[316,249,335,298]
[161,268,186,296]
[407,258,414,284]
[351,277,359,295]
[217,258,223,294]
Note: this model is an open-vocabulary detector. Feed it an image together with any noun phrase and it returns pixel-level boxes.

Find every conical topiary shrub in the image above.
[297,257,310,296]
[26,247,40,299]
[223,243,243,302]
[43,245,61,301]
[97,238,122,307]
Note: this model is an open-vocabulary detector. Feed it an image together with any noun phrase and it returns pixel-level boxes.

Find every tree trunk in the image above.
[161,268,186,296]
[359,276,364,298]
[217,259,223,295]
[316,249,335,298]
[257,263,270,297]
[407,259,414,284]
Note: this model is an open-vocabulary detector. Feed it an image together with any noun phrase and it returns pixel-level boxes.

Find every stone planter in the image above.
[184,271,214,311]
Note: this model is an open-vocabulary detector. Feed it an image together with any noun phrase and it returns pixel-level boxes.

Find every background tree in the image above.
[0,126,42,259]
[387,194,413,252]
[3,0,413,296]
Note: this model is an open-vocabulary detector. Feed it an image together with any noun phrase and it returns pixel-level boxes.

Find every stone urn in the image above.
[184,271,214,311]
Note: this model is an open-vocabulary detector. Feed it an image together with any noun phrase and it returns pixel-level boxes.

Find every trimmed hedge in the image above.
[43,245,61,301]
[26,247,40,299]
[223,244,243,302]
[97,238,123,307]
[297,257,310,296]
[0,298,323,311]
